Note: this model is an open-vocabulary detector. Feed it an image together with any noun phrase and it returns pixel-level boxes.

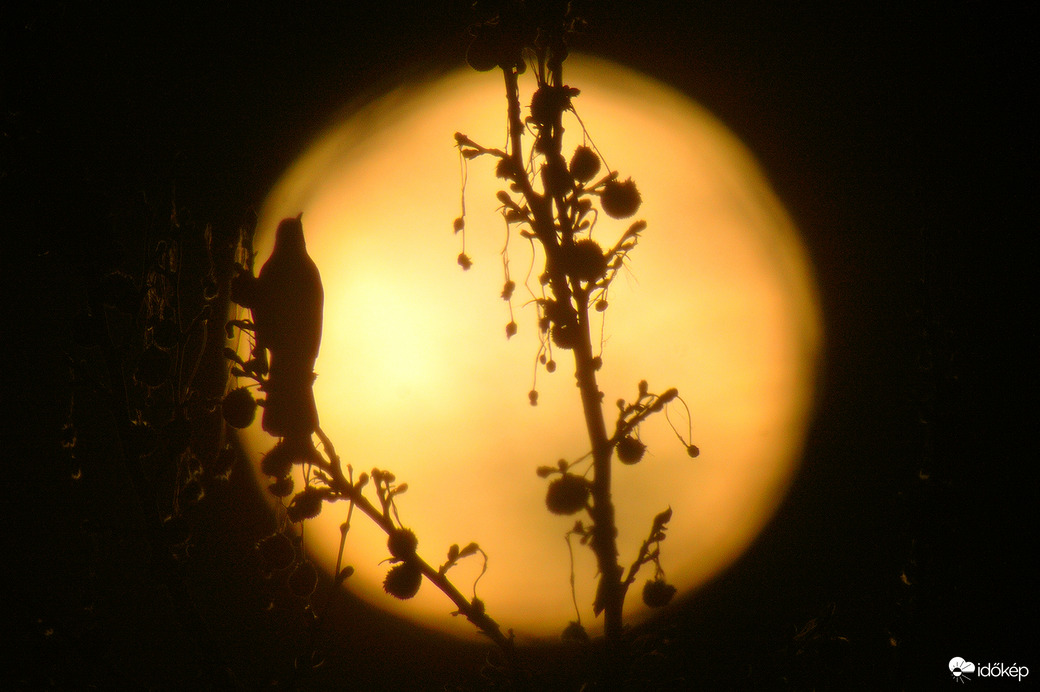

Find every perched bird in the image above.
[237,214,324,439]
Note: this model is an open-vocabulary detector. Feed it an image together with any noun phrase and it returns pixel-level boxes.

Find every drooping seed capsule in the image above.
[600,177,642,219]
[383,562,423,600]
[387,528,419,561]
[569,145,601,184]
[642,578,677,608]
[257,533,295,571]
[545,475,589,515]
[221,387,257,429]
[616,435,647,464]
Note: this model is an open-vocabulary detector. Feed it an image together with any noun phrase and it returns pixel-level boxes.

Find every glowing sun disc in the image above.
[240,55,822,642]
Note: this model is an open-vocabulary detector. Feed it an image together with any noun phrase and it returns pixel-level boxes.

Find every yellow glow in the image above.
[240,55,821,642]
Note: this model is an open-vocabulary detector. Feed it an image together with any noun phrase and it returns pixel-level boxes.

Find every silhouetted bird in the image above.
[239,215,324,439]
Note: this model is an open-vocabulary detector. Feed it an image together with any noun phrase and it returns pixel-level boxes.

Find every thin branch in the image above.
[311,427,519,666]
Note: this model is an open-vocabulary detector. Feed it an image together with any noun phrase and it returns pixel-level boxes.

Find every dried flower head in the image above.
[221,387,257,429]
[383,561,423,600]
[545,474,590,515]
[616,435,647,465]
[261,441,294,478]
[387,528,419,561]
[642,578,677,608]
[542,155,574,197]
[569,145,601,183]
[529,84,578,127]
[258,533,295,571]
[600,177,642,219]
[267,476,294,498]
[565,239,608,284]
[551,322,578,350]
[286,487,325,523]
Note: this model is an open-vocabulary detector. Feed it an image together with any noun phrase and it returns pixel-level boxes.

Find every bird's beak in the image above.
[296,212,304,221]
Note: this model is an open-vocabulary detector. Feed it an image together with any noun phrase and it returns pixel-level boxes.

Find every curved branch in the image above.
[311,427,518,666]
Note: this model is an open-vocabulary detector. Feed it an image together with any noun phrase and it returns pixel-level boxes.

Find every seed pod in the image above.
[387,528,419,561]
[551,323,578,350]
[287,487,325,523]
[267,476,294,498]
[466,34,498,72]
[261,441,294,478]
[565,239,607,284]
[208,445,236,476]
[221,387,257,429]
[569,145,601,183]
[542,155,574,197]
[600,178,642,219]
[383,562,423,600]
[642,578,677,608]
[545,475,589,515]
[616,435,646,464]
[529,85,576,127]
[562,620,591,643]
[495,158,517,180]
[257,533,295,571]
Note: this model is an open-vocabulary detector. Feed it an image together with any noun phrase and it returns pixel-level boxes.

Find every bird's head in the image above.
[274,213,306,252]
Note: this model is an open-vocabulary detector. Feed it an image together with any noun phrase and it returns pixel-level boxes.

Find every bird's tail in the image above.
[261,360,319,439]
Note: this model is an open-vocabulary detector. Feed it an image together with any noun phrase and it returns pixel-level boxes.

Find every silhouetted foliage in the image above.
[226,215,521,674]
[453,3,700,672]
[28,1,1018,687]
[217,2,703,685]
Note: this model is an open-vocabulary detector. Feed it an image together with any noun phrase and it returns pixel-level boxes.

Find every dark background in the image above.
[4,1,1034,689]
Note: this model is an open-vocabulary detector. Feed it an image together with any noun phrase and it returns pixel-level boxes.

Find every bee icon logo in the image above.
[950,657,976,683]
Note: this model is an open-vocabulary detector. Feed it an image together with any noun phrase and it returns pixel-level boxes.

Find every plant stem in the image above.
[501,60,626,656]
[312,428,519,668]
[574,307,625,645]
